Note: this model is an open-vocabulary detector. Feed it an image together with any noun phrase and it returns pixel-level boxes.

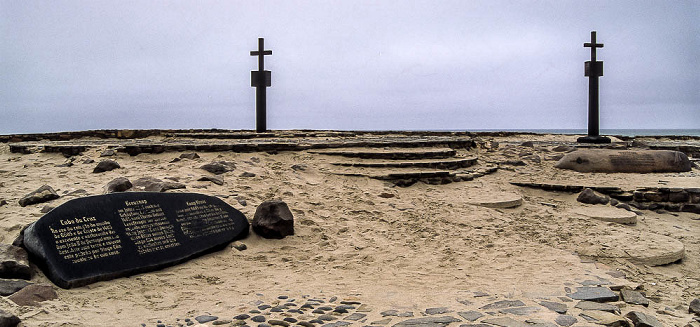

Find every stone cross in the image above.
[578,31,611,144]
[250,37,272,133]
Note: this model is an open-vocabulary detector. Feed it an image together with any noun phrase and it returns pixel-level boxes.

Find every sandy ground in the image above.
[0,133,698,326]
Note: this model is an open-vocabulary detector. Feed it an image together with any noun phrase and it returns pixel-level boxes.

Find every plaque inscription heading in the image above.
[23,192,249,288]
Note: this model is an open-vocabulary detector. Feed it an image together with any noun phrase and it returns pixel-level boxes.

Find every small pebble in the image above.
[259,305,272,310]
[329,296,338,303]
[283,318,298,323]
[278,295,289,300]
[252,315,266,323]
[234,314,250,320]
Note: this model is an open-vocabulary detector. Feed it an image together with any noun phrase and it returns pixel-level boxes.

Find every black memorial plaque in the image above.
[22,192,249,288]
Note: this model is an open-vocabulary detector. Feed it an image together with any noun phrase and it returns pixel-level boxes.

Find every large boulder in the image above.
[252,200,294,239]
[555,149,691,173]
[18,185,60,207]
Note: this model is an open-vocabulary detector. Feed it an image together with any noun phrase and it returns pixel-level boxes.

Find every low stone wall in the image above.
[629,187,700,213]
[511,182,700,215]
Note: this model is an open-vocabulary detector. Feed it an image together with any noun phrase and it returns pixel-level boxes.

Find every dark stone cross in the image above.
[578,31,611,144]
[250,37,272,133]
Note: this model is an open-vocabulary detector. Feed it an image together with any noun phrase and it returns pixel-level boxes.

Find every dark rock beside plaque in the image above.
[252,200,294,239]
[7,284,57,306]
[0,309,20,327]
[0,245,31,280]
[22,192,249,288]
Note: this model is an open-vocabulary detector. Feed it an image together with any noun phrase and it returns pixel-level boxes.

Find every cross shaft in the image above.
[584,31,604,62]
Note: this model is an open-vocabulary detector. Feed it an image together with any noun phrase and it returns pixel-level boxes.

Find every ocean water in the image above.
[467,129,700,137]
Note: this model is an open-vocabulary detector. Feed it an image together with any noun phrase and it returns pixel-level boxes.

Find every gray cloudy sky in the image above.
[1,1,698,133]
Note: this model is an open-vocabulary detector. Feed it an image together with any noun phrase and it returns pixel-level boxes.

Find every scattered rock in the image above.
[0,309,20,327]
[567,287,618,302]
[625,311,662,327]
[18,185,60,207]
[620,289,649,307]
[240,172,256,178]
[200,161,236,175]
[574,301,620,313]
[100,149,116,157]
[690,298,700,315]
[180,153,200,160]
[105,177,132,193]
[231,242,247,251]
[501,307,539,316]
[0,199,6,207]
[480,300,525,310]
[379,192,395,199]
[0,244,31,280]
[252,200,294,239]
[579,310,630,326]
[291,164,307,171]
[0,279,32,296]
[345,313,366,321]
[251,315,266,323]
[235,196,247,206]
[555,315,577,327]
[520,141,534,147]
[552,145,575,152]
[39,205,55,214]
[481,317,529,327]
[539,301,568,314]
[577,188,610,205]
[195,315,218,324]
[198,175,224,185]
[82,158,95,164]
[7,284,57,306]
[393,316,461,327]
[457,311,483,322]
[132,177,186,192]
[93,160,120,173]
[425,307,450,315]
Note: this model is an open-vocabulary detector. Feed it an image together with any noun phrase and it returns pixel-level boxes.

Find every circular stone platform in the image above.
[577,231,685,266]
[570,206,637,225]
[464,192,523,209]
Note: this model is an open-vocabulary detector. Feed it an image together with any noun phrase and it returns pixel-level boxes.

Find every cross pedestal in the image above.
[578,31,611,144]
[250,38,272,133]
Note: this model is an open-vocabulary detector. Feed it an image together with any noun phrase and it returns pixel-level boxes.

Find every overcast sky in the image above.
[1,1,698,134]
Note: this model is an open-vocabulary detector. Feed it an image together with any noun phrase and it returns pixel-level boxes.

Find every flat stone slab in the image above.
[577,231,685,266]
[464,192,523,209]
[570,206,637,225]
[22,192,249,288]
[555,149,691,173]
[392,316,461,327]
[567,287,619,302]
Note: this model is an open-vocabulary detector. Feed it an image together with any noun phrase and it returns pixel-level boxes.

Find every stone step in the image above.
[328,164,498,187]
[309,148,457,160]
[330,157,478,170]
